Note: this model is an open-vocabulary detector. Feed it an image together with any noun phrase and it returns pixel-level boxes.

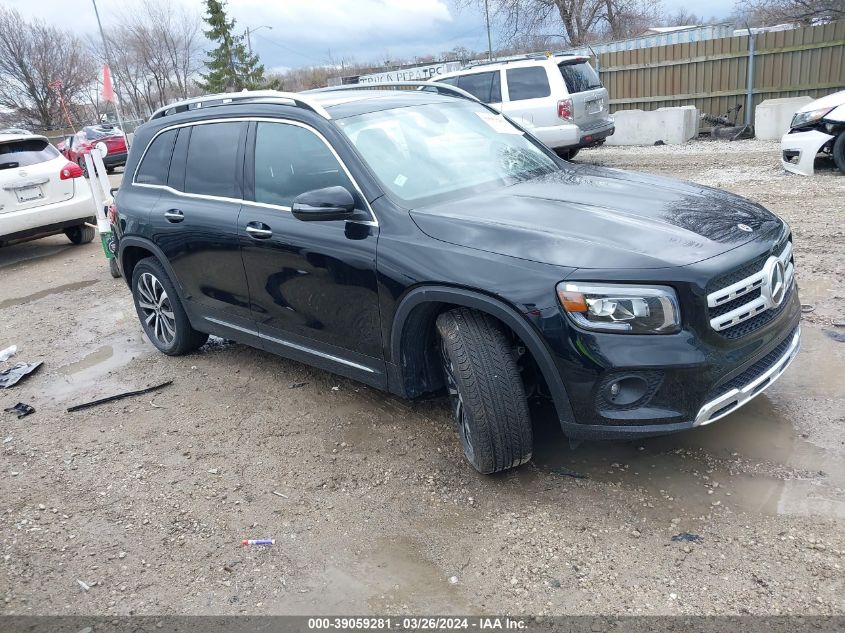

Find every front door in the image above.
[238,120,384,384]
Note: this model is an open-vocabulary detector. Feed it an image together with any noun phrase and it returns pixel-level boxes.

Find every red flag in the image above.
[102,64,115,103]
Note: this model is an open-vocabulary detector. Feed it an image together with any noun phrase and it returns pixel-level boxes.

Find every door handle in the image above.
[245,222,272,239]
[164,209,184,223]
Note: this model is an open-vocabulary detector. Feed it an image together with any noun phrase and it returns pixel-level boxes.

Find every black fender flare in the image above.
[389,285,576,426]
[118,236,188,303]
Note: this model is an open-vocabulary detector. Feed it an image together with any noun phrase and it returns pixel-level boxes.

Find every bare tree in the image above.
[735,0,844,25]
[89,0,203,119]
[458,0,662,47]
[0,8,95,129]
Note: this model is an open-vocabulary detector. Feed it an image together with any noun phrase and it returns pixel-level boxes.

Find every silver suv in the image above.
[436,54,614,158]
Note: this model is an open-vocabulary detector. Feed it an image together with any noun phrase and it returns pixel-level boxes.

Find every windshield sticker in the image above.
[394,174,408,187]
[475,111,521,135]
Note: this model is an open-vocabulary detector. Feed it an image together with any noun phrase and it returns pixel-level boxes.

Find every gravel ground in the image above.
[0,139,843,616]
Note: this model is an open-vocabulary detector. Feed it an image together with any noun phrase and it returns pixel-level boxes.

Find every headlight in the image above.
[790,107,833,129]
[557,282,680,334]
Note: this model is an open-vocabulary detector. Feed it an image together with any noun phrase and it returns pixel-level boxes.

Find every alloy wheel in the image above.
[440,338,474,462]
[136,272,176,347]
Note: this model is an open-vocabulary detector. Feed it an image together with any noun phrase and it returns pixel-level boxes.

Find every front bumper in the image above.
[781,129,833,176]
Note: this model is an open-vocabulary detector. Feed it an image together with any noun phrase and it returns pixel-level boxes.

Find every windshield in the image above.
[558,61,602,93]
[336,101,559,206]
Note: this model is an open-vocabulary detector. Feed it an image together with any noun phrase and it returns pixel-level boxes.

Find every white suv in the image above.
[436,54,614,158]
[0,132,96,246]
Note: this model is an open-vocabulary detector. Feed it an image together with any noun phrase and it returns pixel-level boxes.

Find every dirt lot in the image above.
[1,139,843,616]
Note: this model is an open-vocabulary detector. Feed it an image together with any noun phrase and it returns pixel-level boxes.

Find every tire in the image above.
[64,224,95,245]
[436,308,533,474]
[77,158,89,178]
[106,166,115,175]
[131,257,208,355]
[555,148,579,160]
[833,132,845,174]
[108,257,121,278]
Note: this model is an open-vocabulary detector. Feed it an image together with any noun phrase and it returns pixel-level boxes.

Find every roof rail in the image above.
[307,81,480,103]
[148,90,331,122]
[465,52,586,68]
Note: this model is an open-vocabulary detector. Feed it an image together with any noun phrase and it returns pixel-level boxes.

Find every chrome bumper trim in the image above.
[694,326,801,427]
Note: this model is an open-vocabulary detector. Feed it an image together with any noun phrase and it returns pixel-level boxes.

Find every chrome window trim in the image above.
[131,116,378,226]
[204,317,376,374]
[694,326,800,427]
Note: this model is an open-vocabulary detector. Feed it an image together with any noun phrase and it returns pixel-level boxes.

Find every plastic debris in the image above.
[76,579,90,592]
[0,362,42,389]
[242,539,275,545]
[4,402,34,419]
[800,304,815,313]
[288,381,307,389]
[0,345,16,362]
[550,466,588,479]
[67,380,172,412]
[272,491,288,498]
[671,532,703,543]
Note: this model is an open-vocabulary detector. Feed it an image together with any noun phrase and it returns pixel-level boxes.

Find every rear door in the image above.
[0,137,74,216]
[502,65,553,127]
[558,59,609,130]
[143,121,254,331]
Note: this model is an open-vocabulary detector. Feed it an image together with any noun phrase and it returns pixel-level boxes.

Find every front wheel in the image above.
[833,132,845,174]
[436,308,533,474]
[131,258,208,355]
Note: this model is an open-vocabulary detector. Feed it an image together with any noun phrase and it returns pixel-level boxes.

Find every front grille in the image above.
[706,233,794,338]
[710,327,798,399]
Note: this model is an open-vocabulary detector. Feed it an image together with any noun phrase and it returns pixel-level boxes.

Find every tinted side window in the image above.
[254,122,354,208]
[437,77,459,86]
[506,67,551,101]
[456,71,501,104]
[184,122,242,198]
[558,62,602,93]
[135,129,177,185]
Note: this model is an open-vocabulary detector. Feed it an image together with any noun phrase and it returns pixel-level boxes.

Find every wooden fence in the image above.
[598,20,845,124]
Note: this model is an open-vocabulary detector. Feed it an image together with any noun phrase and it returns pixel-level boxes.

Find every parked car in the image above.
[434,54,615,159]
[781,89,845,175]
[0,131,96,246]
[113,88,800,474]
[60,124,128,175]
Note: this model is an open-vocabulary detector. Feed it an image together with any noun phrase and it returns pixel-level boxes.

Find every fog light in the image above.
[605,376,649,406]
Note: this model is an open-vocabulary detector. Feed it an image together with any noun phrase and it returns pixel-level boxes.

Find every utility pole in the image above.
[91,0,129,147]
[244,25,273,55]
[484,0,493,61]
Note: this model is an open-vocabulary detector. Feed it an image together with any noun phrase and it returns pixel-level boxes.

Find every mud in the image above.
[0,141,843,615]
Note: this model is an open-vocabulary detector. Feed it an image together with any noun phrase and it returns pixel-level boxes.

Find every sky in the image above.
[10,0,738,72]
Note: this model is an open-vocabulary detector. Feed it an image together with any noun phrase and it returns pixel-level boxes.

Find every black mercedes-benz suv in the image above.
[113,85,801,474]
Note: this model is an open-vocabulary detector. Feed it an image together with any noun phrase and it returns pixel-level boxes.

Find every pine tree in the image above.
[199,0,267,93]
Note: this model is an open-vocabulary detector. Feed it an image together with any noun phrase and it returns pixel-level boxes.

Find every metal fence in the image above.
[597,20,845,124]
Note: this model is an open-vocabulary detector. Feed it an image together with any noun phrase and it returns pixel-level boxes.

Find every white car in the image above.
[435,54,615,159]
[781,89,845,176]
[0,132,96,245]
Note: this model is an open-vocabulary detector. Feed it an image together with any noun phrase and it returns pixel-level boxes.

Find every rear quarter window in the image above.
[505,66,551,101]
[0,139,60,170]
[183,122,243,199]
[558,62,602,94]
[135,129,177,186]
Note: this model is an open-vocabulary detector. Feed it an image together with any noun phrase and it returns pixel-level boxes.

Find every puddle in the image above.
[0,280,98,309]
[47,337,152,401]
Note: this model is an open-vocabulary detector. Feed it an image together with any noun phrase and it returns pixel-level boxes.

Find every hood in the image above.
[797,89,845,112]
[409,164,783,270]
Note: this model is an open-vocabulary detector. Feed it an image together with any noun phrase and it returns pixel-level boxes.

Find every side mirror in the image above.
[291,186,355,222]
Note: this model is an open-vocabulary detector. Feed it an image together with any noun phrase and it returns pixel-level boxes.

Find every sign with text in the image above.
[358,61,462,84]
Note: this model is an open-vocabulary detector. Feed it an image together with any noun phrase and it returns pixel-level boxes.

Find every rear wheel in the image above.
[436,308,533,474]
[131,258,208,355]
[64,224,95,245]
[108,257,121,278]
[77,158,88,178]
[555,148,580,160]
[833,132,845,174]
